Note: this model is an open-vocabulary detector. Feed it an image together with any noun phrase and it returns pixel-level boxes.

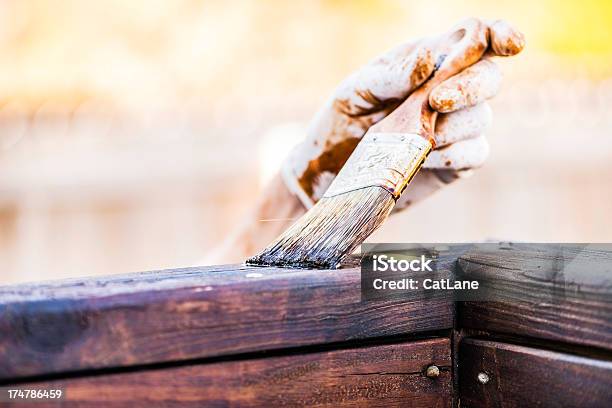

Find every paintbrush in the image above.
[248,19,489,269]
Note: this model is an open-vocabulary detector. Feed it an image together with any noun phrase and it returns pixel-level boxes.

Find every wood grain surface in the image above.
[4,338,452,408]
[459,338,612,408]
[457,244,612,350]
[0,263,454,381]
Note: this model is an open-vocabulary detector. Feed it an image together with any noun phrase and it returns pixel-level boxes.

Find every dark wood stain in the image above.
[4,339,452,408]
[0,264,454,380]
[4,300,91,353]
[2,244,611,406]
[459,338,612,407]
[457,244,612,351]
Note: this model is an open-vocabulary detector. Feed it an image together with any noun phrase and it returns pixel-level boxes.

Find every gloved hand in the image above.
[281,18,525,211]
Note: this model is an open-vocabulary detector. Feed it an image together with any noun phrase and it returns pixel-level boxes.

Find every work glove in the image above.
[281,18,525,211]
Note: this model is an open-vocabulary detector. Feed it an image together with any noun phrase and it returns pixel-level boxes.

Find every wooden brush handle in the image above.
[373,18,489,145]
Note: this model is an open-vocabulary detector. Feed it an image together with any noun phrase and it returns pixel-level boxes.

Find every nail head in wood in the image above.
[426,365,440,378]
[477,371,490,384]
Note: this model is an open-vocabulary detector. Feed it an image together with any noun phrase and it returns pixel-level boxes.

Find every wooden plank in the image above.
[0,263,454,380]
[4,339,452,407]
[457,244,612,350]
[459,338,612,408]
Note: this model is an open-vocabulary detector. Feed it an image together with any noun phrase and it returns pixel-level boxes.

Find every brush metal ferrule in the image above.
[323,132,432,199]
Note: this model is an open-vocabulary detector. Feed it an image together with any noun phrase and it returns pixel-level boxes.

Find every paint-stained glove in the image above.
[281,18,524,211]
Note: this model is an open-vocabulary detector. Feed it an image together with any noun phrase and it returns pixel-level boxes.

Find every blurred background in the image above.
[0,0,611,284]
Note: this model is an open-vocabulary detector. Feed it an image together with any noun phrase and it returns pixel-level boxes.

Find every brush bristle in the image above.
[247,187,395,269]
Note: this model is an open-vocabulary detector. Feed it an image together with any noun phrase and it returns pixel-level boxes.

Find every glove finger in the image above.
[434,102,492,147]
[423,135,489,170]
[429,59,501,113]
[486,19,526,57]
[334,45,435,119]
[366,43,436,99]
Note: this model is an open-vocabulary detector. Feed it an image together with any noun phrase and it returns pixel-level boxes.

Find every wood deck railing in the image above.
[0,244,610,407]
